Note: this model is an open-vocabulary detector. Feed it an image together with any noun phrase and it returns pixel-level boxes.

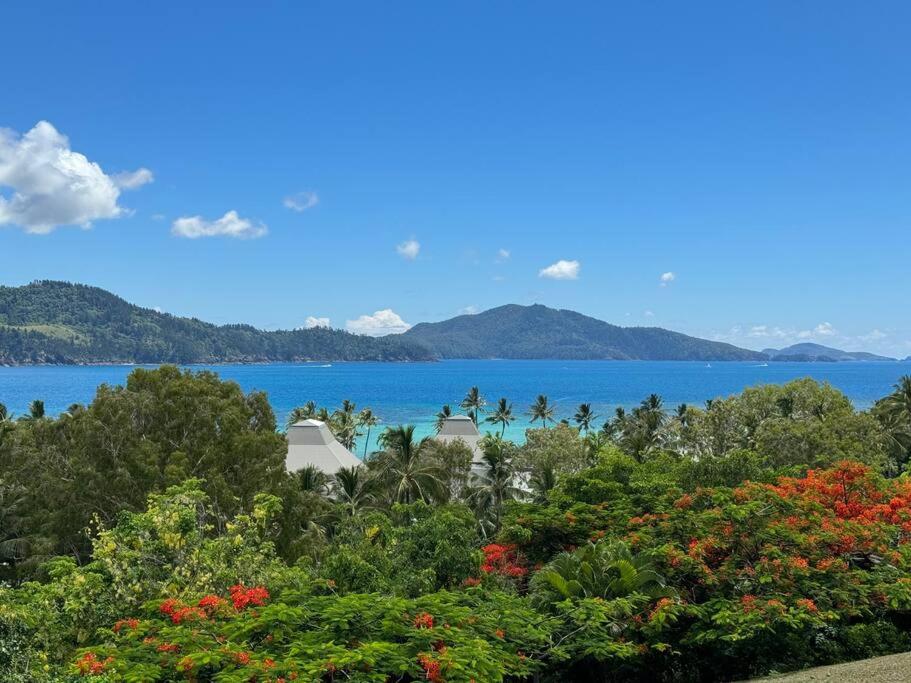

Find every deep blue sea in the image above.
[1,360,907,453]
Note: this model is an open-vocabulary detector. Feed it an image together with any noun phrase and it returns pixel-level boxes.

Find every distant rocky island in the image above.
[0,281,896,365]
[761,343,895,362]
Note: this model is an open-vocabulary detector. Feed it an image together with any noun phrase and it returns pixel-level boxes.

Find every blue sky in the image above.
[1,2,909,356]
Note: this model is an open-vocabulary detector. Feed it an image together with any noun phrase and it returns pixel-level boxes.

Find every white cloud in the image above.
[112,167,154,189]
[153,306,163,314]
[171,210,267,239]
[0,120,150,234]
[304,316,331,329]
[459,305,479,315]
[151,213,166,221]
[659,271,676,286]
[643,310,654,318]
[813,322,836,337]
[397,239,420,260]
[346,309,412,336]
[283,190,319,212]
[495,248,510,263]
[860,329,887,341]
[539,259,580,280]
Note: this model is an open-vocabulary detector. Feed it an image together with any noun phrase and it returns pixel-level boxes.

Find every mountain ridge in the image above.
[401,303,766,361]
[0,281,434,364]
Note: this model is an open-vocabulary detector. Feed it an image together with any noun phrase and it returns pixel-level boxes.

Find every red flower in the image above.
[234,651,251,666]
[418,653,444,683]
[75,652,114,676]
[113,618,139,633]
[797,598,819,613]
[198,594,227,612]
[413,612,435,629]
[157,642,180,653]
[159,598,181,616]
[229,584,270,610]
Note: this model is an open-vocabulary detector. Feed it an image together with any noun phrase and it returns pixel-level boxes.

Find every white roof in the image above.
[435,416,483,462]
[285,419,361,475]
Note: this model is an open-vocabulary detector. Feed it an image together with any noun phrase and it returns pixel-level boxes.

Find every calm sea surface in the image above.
[1,360,907,453]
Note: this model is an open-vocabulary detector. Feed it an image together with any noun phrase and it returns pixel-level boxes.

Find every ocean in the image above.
[0,360,906,454]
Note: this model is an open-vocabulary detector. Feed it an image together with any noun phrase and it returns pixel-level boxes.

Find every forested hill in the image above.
[401,304,767,360]
[0,281,435,364]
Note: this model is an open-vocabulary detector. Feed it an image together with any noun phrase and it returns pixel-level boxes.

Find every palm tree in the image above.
[358,408,379,457]
[25,400,44,421]
[469,435,521,536]
[286,401,317,428]
[0,403,8,423]
[573,403,597,434]
[486,398,513,437]
[675,403,689,427]
[332,409,360,451]
[531,540,673,608]
[316,406,331,423]
[461,387,486,426]
[880,376,911,424]
[528,394,555,428]
[332,465,374,516]
[376,425,445,504]
[529,463,558,504]
[434,405,453,433]
[297,464,330,495]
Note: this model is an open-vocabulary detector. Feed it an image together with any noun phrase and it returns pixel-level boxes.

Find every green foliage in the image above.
[5,369,911,681]
[0,280,434,363]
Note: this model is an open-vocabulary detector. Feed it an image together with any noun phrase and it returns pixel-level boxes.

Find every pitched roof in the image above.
[435,415,483,461]
[286,419,361,474]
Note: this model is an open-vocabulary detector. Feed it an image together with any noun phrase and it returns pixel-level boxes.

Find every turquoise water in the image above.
[0,360,907,453]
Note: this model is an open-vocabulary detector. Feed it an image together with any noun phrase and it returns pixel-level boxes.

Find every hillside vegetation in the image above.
[0,281,434,364]
[403,303,767,360]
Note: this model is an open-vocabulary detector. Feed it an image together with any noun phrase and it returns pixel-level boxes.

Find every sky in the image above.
[1,2,909,357]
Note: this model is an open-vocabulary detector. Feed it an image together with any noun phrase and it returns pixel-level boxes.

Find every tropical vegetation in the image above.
[2,367,911,681]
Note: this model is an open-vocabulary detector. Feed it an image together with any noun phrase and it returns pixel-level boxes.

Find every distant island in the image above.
[761,343,895,362]
[402,303,766,361]
[0,281,896,365]
[0,281,434,364]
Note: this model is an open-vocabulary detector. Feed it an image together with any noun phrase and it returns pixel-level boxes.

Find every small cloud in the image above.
[112,168,154,189]
[643,310,654,318]
[283,190,319,212]
[813,322,836,337]
[304,316,331,329]
[860,329,887,341]
[171,210,267,239]
[397,239,420,260]
[459,305,479,315]
[151,213,166,221]
[492,275,506,282]
[659,271,676,286]
[539,259,580,280]
[346,309,412,336]
[0,120,152,233]
[495,248,510,263]
[153,306,163,314]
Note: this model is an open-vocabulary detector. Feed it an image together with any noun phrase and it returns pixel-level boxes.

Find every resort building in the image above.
[435,415,484,462]
[285,419,360,474]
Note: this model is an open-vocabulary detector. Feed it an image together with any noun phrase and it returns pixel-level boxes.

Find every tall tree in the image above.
[434,405,453,433]
[461,387,486,426]
[358,408,379,457]
[529,394,555,428]
[376,425,445,504]
[486,398,514,437]
[469,436,521,536]
[331,465,374,517]
[573,403,597,434]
